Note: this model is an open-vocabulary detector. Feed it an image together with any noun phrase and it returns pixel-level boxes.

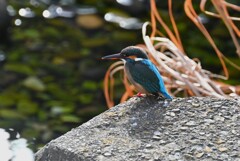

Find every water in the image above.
[0,128,34,161]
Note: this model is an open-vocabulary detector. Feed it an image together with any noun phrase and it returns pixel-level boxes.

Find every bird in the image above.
[102,46,172,99]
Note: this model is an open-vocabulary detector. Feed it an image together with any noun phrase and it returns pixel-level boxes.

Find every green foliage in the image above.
[17,99,38,115]
[4,63,35,75]
[0,109,25,119]
[1,0,141,151]
[23,76,46,91]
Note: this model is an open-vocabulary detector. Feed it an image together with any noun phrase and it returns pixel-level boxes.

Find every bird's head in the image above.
[102,46,148,61]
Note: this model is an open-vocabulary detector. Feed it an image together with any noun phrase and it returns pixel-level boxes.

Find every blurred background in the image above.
[0,0,239,153]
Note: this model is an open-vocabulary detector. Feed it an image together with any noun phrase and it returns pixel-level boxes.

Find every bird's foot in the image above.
[134,92,145,97]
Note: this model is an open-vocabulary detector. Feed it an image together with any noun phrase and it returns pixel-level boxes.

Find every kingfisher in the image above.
[102,46,172,99]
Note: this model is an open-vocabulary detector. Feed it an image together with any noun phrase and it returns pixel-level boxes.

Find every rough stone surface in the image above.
[35,97,240,161]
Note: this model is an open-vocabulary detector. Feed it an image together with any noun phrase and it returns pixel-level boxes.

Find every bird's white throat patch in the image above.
[121,59,126,63]
[134,58,144,61]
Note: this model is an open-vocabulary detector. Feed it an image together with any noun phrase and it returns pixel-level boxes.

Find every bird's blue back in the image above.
[125,59,172,99]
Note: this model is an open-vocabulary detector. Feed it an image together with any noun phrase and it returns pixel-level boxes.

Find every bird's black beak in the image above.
[102,53,122,60]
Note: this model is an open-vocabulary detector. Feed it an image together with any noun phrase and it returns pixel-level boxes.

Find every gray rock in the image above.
[35,96,240,161]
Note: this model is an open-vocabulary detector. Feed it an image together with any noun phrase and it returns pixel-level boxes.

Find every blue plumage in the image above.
[102,46,172,99]
[125,58,172,99]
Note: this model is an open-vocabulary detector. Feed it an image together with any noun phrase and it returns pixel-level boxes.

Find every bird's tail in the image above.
[162,91,173,100]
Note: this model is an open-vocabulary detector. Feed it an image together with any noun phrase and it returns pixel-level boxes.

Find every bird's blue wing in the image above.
[126,60,167,95]
[126,60,161,93]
